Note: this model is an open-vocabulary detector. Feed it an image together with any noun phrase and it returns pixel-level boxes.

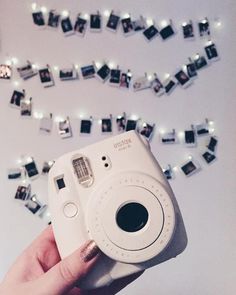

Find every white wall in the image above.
[0,0,236,294]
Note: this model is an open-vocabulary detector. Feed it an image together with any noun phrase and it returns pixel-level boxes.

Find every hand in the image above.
[0,226,143,295]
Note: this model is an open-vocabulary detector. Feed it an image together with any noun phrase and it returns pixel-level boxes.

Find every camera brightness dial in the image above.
[87,171,175,264]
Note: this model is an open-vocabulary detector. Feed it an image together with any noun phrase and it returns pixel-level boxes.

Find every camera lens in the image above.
[116,202,149,233]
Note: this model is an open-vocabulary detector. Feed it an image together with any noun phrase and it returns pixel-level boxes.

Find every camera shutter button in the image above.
[63,202,78,218]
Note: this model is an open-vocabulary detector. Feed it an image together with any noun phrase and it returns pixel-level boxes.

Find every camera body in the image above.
[48,131,187,289]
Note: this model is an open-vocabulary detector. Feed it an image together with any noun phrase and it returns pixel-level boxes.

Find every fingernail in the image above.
[81,240,100,262]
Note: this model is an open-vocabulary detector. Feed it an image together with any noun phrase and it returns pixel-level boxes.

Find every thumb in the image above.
[35,240,101,295]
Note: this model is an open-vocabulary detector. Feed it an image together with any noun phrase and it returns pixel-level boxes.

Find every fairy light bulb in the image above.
[103,10,110,17]
[31,2,37,11]
[41,6,47,14]
[61,10,69,17]
[146,18,154,26]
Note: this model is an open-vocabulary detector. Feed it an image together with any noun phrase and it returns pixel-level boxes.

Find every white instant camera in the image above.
[48,131,187,289]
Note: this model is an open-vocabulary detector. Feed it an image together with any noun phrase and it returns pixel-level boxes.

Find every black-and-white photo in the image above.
[185,128,196,147]
[161,129,177,144]
[193,54,208,70]
[198,18,210,37]
[15,184,31,201]
[143,24,159,41]
[17,61,38,80]
[120,71,132,88]
[133,76,150,92]
[163,77,177,95]
[196,120,209,136]
[106,12,120,32]
[10,89,25,108]
[151,75,165,96]
[0,64,12,79]
[61,16,74,36]
[32,11,45,26]
[116,113,126,132]
[39,113,53,134]
[58,117,73,138]
[185,61,198,79]
[202,151,216,164]
[160,23,175,40]
[140,123,155,140]
[39,66,54,87]
[96,64,110,82]
[81,65,96,79]
[25,195,42,214]
[101,117,112,133]
[48,10,60,28]
[20,98,32,117]
[109,69,121,86]
[59,67,78,81]
[80,118,93,134]
[204,43,219,61]
[24,159,39,179]
[207,136,218,153]
[174,69,191,88]
[8,168,23,180]
[163,165,174,180]
[90,13,101,31]
[126,119,138,131]
[74,15,87,36]
[121,17,134,36]
[132,16,145,31]
[42,161,55,175]
[182,21,194,39]
[181,159,200,177]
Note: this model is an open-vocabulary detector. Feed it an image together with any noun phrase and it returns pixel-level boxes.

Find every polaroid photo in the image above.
[32,11,45,27]
[106,11,120,32]
[184,60,198,79]
[17,61,38,80]
[121,16,134,36]
[39,65,54,87]
[198,17,210,37]
[15,184,31,202]
[81,64,96,79]
[101,115,112,133]
[126,119,138,131]
[143,24,159,41]
[133,75,150,92]
[74,15,87,37]
[8,168,23,180]
[193,53,208,71]
[96,63,111,83]
[196,119,209,136]
[61,16,74,36]
[150,74,165,96]
[116,113,126,132]
[120,70,132,89]
[58,117,73,139]
[90,12,102,32]
[47,10,60,28]
[132,15,146,32]
[38,205,51,224]
[25,195,43,215]
[0,64,12,80]
[181,159,201,177]
[159,21,175,40]
[109,69,121,86]
[174,69,192,88]
[182,21,194,40]
[185,127,196,147]
[163,165,174,180]
[139,122,155,140]
[202,151,216,164]
[39,113,53,134]
[10,89,25,108]
[207,136,218,153]
[80,117,93,134]
[163,77,177,95]
[24,158,39,179]
[59,67,78,81]
[204,42,219,62]
[20,97,32,117]
[42,161,55,175]
[161,129,177,144]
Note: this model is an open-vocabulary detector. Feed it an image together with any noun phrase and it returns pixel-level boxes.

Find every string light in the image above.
[146,18,154,26]
[61,10,69,18]
[103,10,110,17]
[41,6,47,14]
[31,2,37,11]
[160,20,168,27]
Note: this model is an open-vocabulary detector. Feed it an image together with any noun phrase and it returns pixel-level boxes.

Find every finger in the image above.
[35,240,101,295]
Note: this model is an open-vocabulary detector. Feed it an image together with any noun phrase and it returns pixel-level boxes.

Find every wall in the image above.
[0,0,236,294]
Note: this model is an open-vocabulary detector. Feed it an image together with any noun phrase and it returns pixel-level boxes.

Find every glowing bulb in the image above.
[41,6,47,13]
[201,18,208,24]
[188,155,192,160]
[98,119,102,124]
[147,74,153,81]
[164,73,170,79]
[31,3,37,11]
[210,128,215,133]
[146,18,154,26]
[13,81,20,87]
[17,158,22,164]
[11,57,18,65]
[48,161,54,166]
[216,20,222,27]
[5,59,11,66]
[178,131,185,138]
[54,116,63,123]
[27,157,33,163]
[32,63,38,69]
[173,166,178,172]
[182,22,188,27]
[159,129,165,135]
[61,10,69,17]
[103,10,110,17]
[130,114,138,121]
[209,121,214,126]
[95,61,102,69]
[53,65,59,71]
[160,20,168,27]
[33,111,43,119]
[84,13,89,20]
[74,64,79,70]
[108,62,115,68]
[123,13,130,19]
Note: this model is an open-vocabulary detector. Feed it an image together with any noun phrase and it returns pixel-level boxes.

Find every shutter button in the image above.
[63,202,78,218]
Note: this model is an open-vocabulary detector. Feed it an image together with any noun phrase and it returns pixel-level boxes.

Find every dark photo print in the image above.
[182,21,194,39]
[24,159,39,178]
[109,69,121,86]
[160,24,175,40]
[120,72,132,88]
[121,17,134,35]
[48,10,60,28]
[194,54,208,70]
[81,65,95,79]
[90,13,101,31]
[15,185,31,201]
[140,123,155,140]
[10,90,25,108]
[175,70,190,87]
[181,161,199,176]
[106,12,120,31]
[202,151,216,164]
[61,17,73,35]
[198,18,210,37]
[96,64,110,82]
[205,43,219,61]
[185,62,198,78]
[80,119,92,134]
[126,119,137,131]
[102,118,112,133]
[143,25,159,41]
[74,16,87,36]
[116,114,126,132]
[32,11,45,26]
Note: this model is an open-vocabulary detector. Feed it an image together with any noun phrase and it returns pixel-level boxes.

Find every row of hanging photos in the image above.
[1,38,219,98]
[30,3,222,40]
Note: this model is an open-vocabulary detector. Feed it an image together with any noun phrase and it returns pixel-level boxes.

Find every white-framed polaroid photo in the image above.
[161,129,177,144]
[174,69,192,88]
[125,118,139,131]
[106,11,120,32]
[207,136,218,153]
[133,75,150,92]
[96,63,111,83]
[150,74,165,96]
[180,158,201,177]
[121,15,134,36]
[116,113,126,132]
[132,15,146,32]
[59,66,78,81]
[74,14,87,37]
[159,20,175,41]
[90,11,102,32]
[32,10,45,27]
[183,59,198,80]
[80,117,93,134]
[81,64,96,79]
[201,151,216,164]
[163,164,175,180]
[15,184,31,202]
[58,117,73,139]
[9,89,25,108]
[61,16,74,36]
[195,119,209,136]
[143,23,159,41]
[8,168,23,180]
[24,158,39,180]
[42,160,55,175]
[119,70,132,89]
[20,97,32,117]
[25,195,43,215]
[0,64,12,80]
[193,53,208,71]
[139,122,155,141]
[17,61,38,80]
[204,42,220,62]
[101,115,113,133]
[198,17,210,37]
[39,113,53,134]
[163,76,177,95]
[39,65,54,87]
[47,10,60,29]
[109,68,121,87]
[184,126,197,147]
[182,20,195,40]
